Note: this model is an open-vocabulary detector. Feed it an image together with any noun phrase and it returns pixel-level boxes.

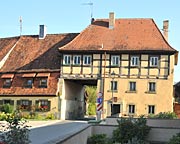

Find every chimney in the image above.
[39,25,47,39]
[163,20,169,41]
[109,12,115,29]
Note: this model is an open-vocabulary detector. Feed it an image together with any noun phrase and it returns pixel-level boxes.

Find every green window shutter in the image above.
[48,101,51,111]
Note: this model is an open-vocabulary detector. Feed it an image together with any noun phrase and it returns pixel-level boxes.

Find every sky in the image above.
[0,0,179,82]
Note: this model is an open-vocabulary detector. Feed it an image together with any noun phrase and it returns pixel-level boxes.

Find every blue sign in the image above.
[97,97,103,104]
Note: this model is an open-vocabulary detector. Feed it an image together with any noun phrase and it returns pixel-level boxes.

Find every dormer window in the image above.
[24,79,33,88]
[73,55,81,65]
[22,73,36,88]
[1,74,14,88]
[39,78,47,88]
[3,79,12,88]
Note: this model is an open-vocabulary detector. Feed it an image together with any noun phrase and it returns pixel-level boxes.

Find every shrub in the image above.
[87,134,112,144]
[1,104,14,114]
[0,112,31,144]
[168,133,180,144]
[45,113,55,120]
[112,115,151,144]
[148,112,177,119]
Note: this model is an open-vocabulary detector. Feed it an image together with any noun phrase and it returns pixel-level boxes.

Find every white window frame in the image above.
[111,55,120,66]
[150,56,158,67]
[73,55,81,65]
[110,81,118,91]
[63,55,71,65]
[148,105,155,114]
[83,55,91,65]
[129,82,136,91]
[131,56,139,66]
[128,105,135,114]
[149,82,156,92]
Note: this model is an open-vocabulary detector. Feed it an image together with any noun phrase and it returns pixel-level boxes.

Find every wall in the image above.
[61,79,85,120]
[54,119,180,144]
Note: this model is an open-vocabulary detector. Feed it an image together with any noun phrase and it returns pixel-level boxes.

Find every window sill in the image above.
[145,91,156,94]
[126,90,137,93]
[107,90,118,93]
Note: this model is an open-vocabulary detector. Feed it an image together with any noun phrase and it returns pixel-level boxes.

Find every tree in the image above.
[112,115,151,144]
[85,86,97,115]
[0,112,30,144]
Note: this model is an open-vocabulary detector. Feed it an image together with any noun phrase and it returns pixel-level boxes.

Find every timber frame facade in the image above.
[0,13,179,119]
[59,12,178,118]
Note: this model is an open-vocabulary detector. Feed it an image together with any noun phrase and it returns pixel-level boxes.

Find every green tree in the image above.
[112,115,151,144]
[85,86,97,115]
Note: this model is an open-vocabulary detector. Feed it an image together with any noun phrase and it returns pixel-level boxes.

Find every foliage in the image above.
[168,133,180,144]
[112,115,151,144]
[0,112,30,144]
[87,103,96,115]
[85,86,97,115]
[45,113,55,120]
[87,134,113,144]
[148,112,177,119]
[0,104,14,114]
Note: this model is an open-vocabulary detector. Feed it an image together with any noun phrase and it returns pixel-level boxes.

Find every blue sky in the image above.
[0,0,179,82]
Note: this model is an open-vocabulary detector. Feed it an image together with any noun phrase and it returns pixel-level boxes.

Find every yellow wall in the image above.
[61,53,175,118]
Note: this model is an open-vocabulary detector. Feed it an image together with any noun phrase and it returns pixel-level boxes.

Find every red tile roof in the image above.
[59,19,177,53]
[0,33,78,72]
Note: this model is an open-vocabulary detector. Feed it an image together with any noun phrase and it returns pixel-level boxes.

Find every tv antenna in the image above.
[19,16,22,36]
[82,1,93,22]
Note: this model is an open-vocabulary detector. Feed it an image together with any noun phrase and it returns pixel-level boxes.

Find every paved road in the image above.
[29,120,89,144]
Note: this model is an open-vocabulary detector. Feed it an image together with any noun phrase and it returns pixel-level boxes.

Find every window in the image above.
[111,55,120,66]
[129,82,136,91]
[129,105,135,114]
[131,56,139,66]
[111,81,118,91]
[63,55,71,65]
[3,79,12,88]
[17,100,32,111]
[148,105,155,114]
[39,78,47,88]
[149,82,156,92]
[83,55,91,65]
[24,79,33,88]
[150,56,158,67]
[35,100,51,111]
[73,55,81,65]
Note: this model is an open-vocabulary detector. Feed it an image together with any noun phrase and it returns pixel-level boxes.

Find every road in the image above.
[29,120,89,144]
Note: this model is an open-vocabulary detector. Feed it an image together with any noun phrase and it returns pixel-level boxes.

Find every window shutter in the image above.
[48,101,51,111]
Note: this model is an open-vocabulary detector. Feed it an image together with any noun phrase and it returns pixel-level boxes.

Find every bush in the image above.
[1,104,14,114]
[112,115,151,144]
[45,113,55,120]
[0,112,31,144]
[87,134,112,144]
[148,112,177,119]
[168,133,180,144]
